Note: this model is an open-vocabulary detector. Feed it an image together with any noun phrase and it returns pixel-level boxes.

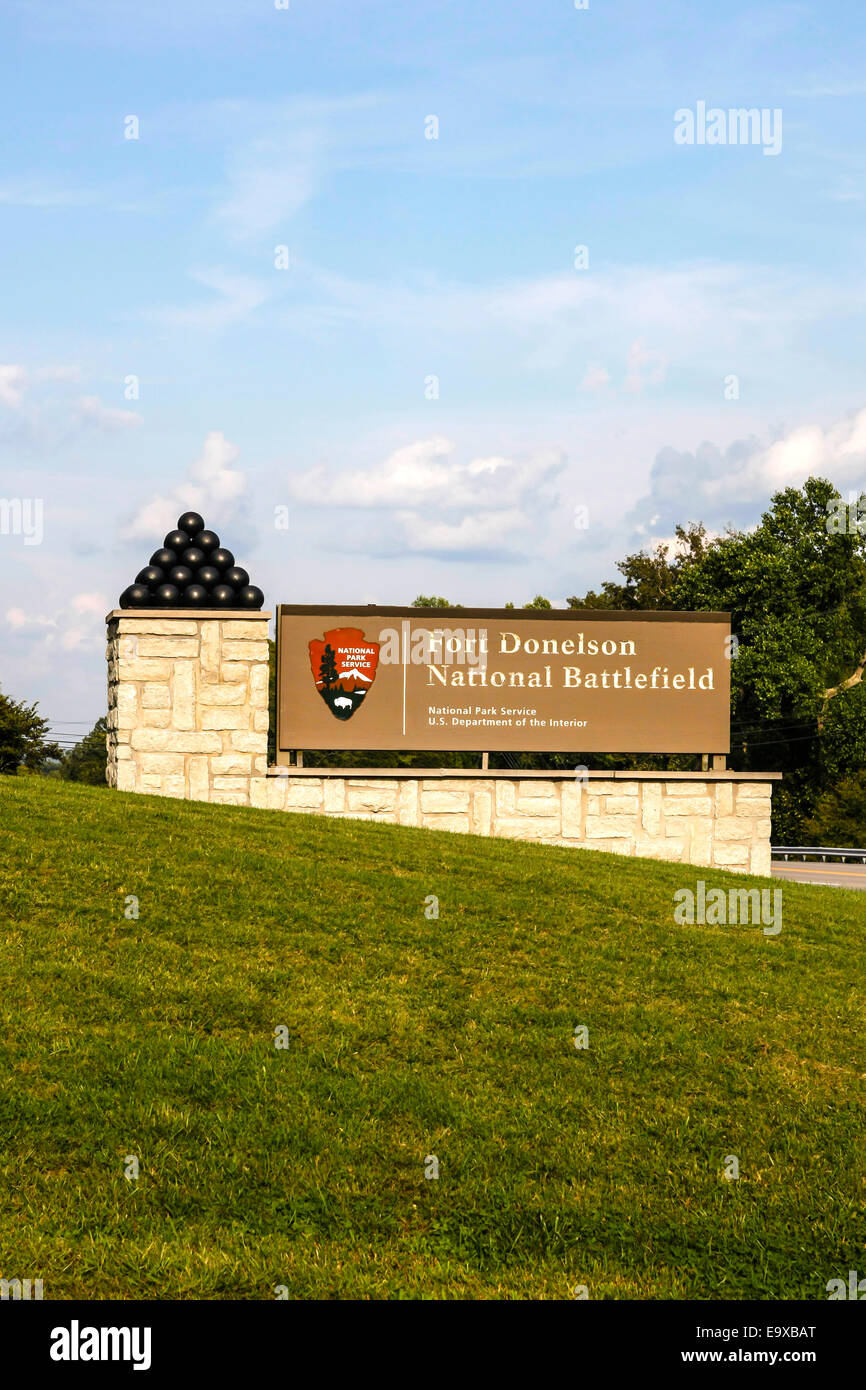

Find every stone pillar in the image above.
[106,610,271,805]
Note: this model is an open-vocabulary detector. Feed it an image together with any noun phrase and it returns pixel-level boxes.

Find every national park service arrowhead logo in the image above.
[309,627,380,721]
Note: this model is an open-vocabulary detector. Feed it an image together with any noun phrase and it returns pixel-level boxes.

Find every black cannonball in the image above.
[197,564,220,589]
[168,565,194,588]
[120,583,150,609]
[177,511,205,537]
[196,529,220,555]
[136,566,164,588]
[164,530,190,553]
[181,546,205,569]
[211,583,236,607]
[182,583,209,607]
[238,585,265,610]
[225,566,249,590]
[211,548,234,572]
[150,548,175,570]
[154,583,181,607]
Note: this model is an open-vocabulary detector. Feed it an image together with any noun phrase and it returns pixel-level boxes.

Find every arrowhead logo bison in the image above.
[309,627,380,721]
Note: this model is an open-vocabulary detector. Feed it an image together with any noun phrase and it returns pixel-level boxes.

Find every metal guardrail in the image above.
[772,846,866,863]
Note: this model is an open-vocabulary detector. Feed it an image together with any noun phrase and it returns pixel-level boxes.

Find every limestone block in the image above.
[130,730,221,753]
[713,843,749,866]
[636,837,684,861]
[494,781,516,816]
[249,664,269,705]
[561,783,583,838]
[118,635,138,660]
[116,618,198,636]
[114,684,138,728]
[211,753,252,776]
[221,662,249,682]
[493,817,561,840]
[253,710,270,732]
[584,815,638,838]
[423,813,472,834]
[641,803,661,834]
[115,745,132,760]
[265,777,288,810]
[585,796,603,817]
[661,797,713,816]
[396,780,419,826]
[666,782,709,796]
[115,763,136,792]
[142,708,172,729]
[516,798,560,819]
[321,779,346,814]
[471,789,493,836]
[213,775,251,792]
[117,659,174,682]
[420,779,476,792]
[420,790,470,813]
[348,779,399,790]
[141,683,171,709]
[197,683,248,706]
[221,621,269,639]
[348,788,399,813]
[249,778,270,809]
[714,817,757,842]
[230,731,268,753]
[171,661,195,730]
[284,781,326,809]
[688,817,714,867]
[159,776,188,799]
[604,796,639,815]
[200,707,251,730]
[612,782,639,796]
[221,640,269,661]
[750,843,772,877]
[518,780,556,798]
[211,791,249,806]
[200,623,221,682]
[642,782,662,806]
[736,782,773,800]
[587,780,618,795]
[136,636,199,658]
[254,756,268,775]
[714,782,734,816]
[188,756,210,801]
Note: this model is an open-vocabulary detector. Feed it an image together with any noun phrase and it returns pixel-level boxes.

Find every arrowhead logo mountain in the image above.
[309,627,380,721]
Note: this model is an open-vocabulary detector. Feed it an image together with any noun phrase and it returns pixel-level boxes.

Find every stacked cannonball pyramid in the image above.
[119,512,265,610]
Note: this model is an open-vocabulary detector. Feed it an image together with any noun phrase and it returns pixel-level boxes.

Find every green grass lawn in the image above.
[0,775,863,1300]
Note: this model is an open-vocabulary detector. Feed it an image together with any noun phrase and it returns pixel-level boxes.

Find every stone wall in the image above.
[105,611,777,873]
[106,611,270,804]
[254,771,775,875]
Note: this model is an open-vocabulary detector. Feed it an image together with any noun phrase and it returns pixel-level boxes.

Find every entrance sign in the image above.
[276,606,731,756]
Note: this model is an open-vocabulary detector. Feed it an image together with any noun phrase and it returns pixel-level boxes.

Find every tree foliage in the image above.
[0,687,62,774]
[60,718,109,786]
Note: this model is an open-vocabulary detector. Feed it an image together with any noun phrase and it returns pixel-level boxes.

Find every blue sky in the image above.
[3,0,866,736]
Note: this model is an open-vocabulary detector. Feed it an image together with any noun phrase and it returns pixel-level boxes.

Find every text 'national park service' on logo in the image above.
[309,627,380,721]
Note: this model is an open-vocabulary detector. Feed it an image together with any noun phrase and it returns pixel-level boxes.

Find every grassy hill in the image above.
[0,775,863,1300]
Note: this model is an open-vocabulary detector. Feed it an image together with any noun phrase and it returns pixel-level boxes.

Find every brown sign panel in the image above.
[276,606,731,755]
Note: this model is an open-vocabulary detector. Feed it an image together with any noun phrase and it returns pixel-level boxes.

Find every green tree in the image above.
[804,771,866,848]
[412,596,458,608]
[60,718,109,786]
[0,687,62,774]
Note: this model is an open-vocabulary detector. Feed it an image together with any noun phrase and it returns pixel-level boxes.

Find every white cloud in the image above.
[148,267,272,330]
[580,364,611,393]
[77,396,142,431]
[288,435,565,559]
[0,365,27,408]
[122,430,247,540]
[626,405,866,537]
[623,338,667,394]
[5,591,109,652]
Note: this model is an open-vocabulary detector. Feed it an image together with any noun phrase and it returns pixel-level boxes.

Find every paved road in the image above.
[772,861,866,891]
